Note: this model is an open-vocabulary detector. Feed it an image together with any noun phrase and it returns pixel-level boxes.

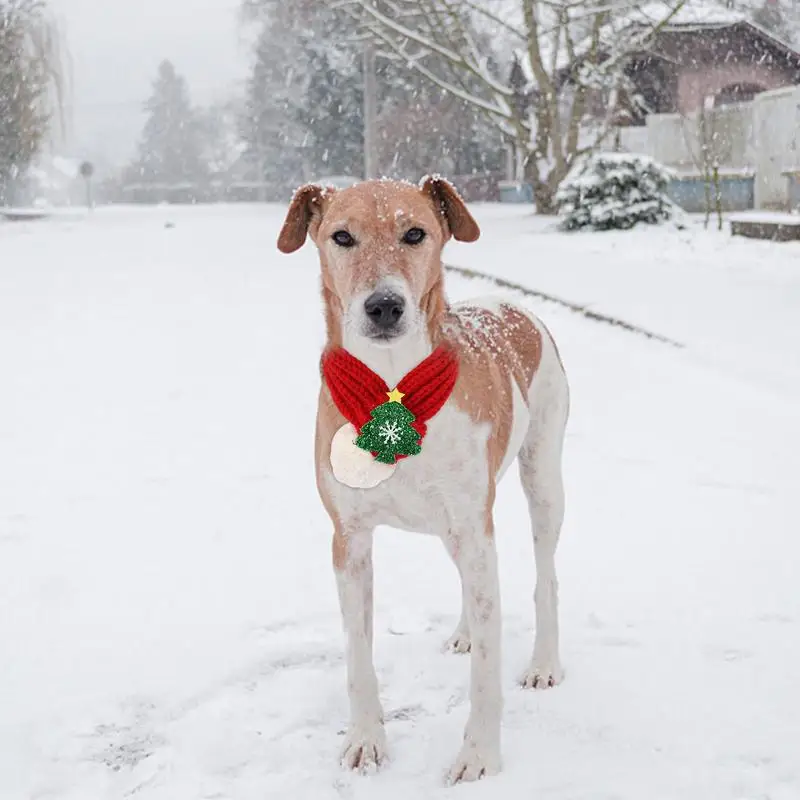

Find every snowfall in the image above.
[1,202,798,800]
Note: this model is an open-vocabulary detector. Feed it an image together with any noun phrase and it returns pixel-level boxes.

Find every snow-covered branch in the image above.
[342,0,688,212]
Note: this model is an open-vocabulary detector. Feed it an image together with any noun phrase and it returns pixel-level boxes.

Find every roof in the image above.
[631,1,746,28]
[630,1,800,58]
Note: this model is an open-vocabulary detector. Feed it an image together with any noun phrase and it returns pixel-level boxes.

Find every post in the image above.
[363,43,378,179]
[79,161,95,210]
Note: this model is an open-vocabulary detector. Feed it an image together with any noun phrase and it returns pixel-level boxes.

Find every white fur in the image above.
[517,310,569,688]
[326,298,569,782]
[344,277,425,375]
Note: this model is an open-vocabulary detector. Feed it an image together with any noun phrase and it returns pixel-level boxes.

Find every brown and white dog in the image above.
[277,177,569,784]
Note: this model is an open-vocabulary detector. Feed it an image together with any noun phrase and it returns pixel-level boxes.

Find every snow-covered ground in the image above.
[1,204,798,799]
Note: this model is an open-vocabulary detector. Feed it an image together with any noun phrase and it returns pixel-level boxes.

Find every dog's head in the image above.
[277,176,479,348]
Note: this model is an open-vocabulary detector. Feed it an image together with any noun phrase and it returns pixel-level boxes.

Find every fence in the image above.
[618,85,800,210]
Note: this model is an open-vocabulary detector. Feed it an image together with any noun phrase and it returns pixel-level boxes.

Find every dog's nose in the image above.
[364,291,405,329]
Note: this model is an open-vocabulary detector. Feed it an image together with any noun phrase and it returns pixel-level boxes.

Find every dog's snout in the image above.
[364,291,405,330]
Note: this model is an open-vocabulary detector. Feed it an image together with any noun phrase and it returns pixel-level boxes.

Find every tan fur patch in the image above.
[444,304,542,479]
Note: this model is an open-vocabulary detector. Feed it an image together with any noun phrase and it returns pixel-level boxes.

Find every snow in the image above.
[1,203,799,799]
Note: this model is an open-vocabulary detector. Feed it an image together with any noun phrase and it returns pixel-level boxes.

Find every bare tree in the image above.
[0,0,53,203]
[679,97,725,231]
[338,0,686,212]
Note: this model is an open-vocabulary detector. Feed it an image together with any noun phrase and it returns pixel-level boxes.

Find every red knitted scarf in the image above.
[321,346,459,456]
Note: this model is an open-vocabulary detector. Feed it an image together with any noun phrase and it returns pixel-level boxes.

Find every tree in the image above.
[297,50,364,177]
[341,0,687,213]
[376,84,505,179]
[240,0,508,196]
[239,25,302,199]
[0,0,50,204]
[355,399,421,464]
[241,0,365,191]
[196,101,244,183]
[130,60,208,190]
[679,96,724,231]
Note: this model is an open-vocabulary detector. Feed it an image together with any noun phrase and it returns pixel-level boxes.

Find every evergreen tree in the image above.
[240,21,314,198]
[0,0,49,204]
[240,0,507,194]
[241,1,364,192]
[294,49,364,177]
[131,60,207,188]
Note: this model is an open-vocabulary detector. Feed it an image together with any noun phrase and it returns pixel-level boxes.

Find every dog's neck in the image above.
[343,325,434,389]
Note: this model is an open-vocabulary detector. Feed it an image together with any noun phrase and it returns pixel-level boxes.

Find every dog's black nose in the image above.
[364,291,405,329]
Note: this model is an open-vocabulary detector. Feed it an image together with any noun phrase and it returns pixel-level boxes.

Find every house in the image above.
[620,6,800,123]
[500,2,800,209]
[612,6,800,210]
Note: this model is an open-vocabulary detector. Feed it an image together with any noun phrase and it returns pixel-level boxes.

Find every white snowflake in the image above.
[378,419,402,445]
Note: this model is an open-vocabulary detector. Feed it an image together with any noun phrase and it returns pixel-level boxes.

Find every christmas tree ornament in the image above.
[321,346,459,488]
[355,392,422,464]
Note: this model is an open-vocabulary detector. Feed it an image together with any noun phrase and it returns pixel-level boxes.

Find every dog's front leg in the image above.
[333,526,387,772]
[443,524,503,783]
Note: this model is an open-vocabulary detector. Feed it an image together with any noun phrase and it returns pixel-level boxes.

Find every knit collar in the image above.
[321,345,459,447]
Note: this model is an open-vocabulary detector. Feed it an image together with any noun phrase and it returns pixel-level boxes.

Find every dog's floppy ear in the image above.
[420,175,480,243]
[277,184,331,254]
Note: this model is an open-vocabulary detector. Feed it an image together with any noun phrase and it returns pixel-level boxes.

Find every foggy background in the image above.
[5,0,800,210]
[51,0,246,163]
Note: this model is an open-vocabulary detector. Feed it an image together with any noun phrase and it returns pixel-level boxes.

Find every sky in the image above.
[49,0,250,169]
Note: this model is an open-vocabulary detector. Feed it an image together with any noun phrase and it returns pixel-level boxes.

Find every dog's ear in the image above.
[420,175,480,243]
[277,184,331,253]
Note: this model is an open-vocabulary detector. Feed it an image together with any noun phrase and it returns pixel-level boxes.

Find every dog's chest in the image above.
[323,402,492,534]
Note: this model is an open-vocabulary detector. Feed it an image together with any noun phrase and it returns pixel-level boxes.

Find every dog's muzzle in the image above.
[364,290,405,337]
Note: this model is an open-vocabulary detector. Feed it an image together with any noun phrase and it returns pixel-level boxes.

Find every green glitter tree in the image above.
[356,400,421,464]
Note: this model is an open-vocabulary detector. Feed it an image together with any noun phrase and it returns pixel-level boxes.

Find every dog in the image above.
[277,176,569,784]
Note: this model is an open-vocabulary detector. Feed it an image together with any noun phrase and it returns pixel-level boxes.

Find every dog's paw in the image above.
[443,628,471,654]
[519,657,564,690]
[340,723,388,774]
[446,739,501,785]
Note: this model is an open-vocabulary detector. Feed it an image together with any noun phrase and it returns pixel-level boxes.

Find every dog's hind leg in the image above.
[517,337,569,690]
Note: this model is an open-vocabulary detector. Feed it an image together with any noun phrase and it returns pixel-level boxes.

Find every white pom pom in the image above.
[330,423,395,489]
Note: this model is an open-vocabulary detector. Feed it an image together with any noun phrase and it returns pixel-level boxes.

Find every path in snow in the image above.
[1,205,798,799]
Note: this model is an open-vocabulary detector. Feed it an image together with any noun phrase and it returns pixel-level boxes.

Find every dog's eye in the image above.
[402,227,426,245]
[332,230,356,248]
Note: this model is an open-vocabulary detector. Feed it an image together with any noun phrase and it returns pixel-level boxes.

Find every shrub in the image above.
[556,152,676,231]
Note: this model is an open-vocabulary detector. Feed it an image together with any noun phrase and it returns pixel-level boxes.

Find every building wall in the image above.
[629,102,755,172]
[751,86,800,208]
[618,85,800,209]
[677,62,796,113]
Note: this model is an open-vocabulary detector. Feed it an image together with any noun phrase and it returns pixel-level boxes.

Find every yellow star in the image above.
[386,388,405,404]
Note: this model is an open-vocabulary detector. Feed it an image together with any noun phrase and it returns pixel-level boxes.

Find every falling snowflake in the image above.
[378,420,401,445]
